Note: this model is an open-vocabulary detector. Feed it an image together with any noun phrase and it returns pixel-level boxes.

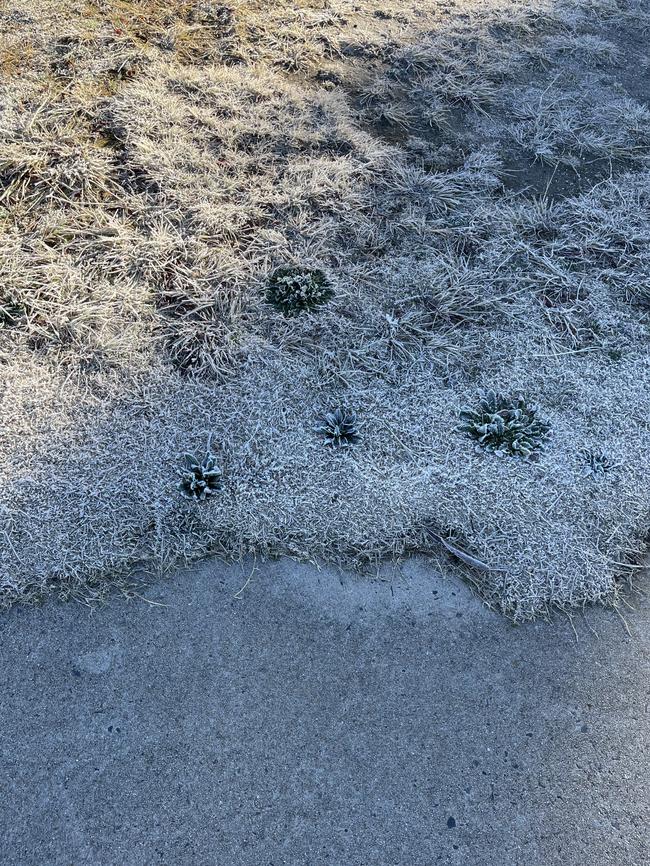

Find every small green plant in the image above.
[266,267,333,316]
[579,448,617,476]
[0,295,25,328]
[317,408,360,447]
[459,390,551,458]
[178,436,223,500]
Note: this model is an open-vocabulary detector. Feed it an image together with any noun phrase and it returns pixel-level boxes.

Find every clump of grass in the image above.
[459,390,551,459]
[160,312,239,378]
[178,439,223,500]
[266,267,333,317]
[625,282,650,310]
[187,3,235,30]
[317,408,360,447]
[508,86,650,166]
[0,125,117,210]
[157,284,244,379]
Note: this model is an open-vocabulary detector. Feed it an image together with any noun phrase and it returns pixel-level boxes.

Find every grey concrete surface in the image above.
[1,557,649,866]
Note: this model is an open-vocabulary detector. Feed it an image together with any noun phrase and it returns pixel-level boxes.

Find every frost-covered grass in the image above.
[1,0,650,618]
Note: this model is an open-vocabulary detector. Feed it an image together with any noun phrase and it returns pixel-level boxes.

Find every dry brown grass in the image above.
[1,0,650,618]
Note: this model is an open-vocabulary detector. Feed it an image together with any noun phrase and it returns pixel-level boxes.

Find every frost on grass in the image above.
[1,0,650,619]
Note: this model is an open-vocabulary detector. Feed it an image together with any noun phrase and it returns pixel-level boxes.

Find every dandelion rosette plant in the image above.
[459,389,550,459]
[579,448,617,477]
[317,408,360,447]
[178,437,223,500]
[267,267,333,316]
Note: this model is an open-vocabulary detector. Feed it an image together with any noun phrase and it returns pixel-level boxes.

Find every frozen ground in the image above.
[2,1,650,617]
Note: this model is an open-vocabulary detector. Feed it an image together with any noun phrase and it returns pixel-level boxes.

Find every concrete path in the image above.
[1,558,648,865]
